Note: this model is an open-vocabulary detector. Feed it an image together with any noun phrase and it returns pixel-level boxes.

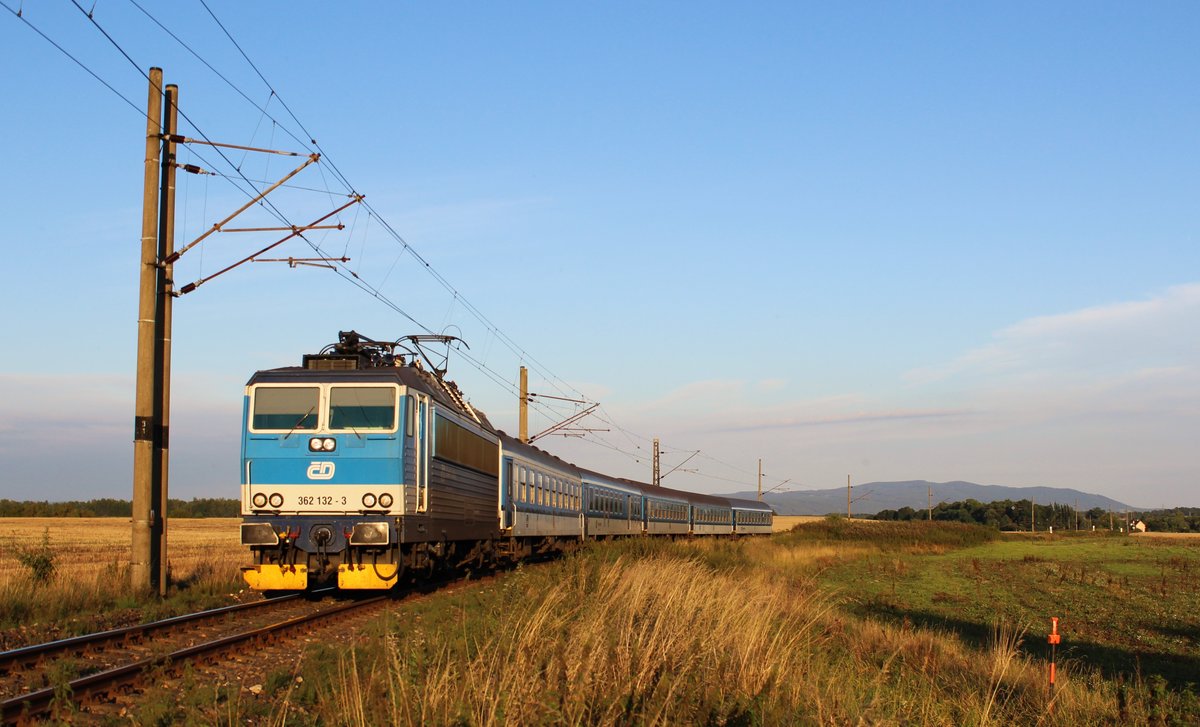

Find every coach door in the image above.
[500,458,514,530]
[414,393,431,512]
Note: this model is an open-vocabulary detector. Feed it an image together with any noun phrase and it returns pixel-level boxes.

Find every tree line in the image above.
[873,498,1200,533]
[0,498,240,518]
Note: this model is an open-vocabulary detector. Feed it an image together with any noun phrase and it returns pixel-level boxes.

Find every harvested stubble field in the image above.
[0,517,243,582]
[0,518,246,645]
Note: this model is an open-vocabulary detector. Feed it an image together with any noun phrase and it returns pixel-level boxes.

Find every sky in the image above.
[1,2,1196,508]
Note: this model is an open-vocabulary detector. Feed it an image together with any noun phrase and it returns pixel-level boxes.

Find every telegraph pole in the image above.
[928,484,932,521]
[847,474,851,518]
[652,438,660,487]
[132,68,164,593]
[519,366,529,443]
[757,459,763,501]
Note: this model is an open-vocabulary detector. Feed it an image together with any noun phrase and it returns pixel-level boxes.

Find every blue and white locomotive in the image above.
[240,332,773,591]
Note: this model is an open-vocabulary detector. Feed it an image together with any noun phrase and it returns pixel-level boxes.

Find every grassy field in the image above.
[175,520,1194,726]
[815,526,1200,689]
[3,517,1198,724]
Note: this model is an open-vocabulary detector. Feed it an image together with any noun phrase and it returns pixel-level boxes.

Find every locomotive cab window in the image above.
[329,386,397,431]
[251,387,319,431]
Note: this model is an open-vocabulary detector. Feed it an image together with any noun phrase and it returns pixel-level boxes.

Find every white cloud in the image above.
[755,378,788,392]
[907,283,1200,385]
[579,284,1200,504]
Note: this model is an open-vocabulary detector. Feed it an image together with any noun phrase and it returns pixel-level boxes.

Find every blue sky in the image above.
[1,2,1196,507]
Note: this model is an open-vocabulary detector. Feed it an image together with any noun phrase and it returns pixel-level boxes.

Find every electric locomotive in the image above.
[239,331,501,590]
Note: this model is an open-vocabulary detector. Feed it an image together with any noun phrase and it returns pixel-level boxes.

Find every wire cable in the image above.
[1,0,145,117]
[20,0,787,491]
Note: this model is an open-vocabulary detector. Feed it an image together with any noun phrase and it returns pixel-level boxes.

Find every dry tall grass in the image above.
[373,555,827,725]
[304,541,1132,726]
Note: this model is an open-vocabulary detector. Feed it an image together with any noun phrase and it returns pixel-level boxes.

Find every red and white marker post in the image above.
[1048,616,1062,710]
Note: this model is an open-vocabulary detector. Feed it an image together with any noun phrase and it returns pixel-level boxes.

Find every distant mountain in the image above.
[722,480,1135,516]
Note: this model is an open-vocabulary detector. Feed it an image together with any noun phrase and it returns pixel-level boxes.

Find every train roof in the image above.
[640,481,730,507]
[577,468,648,495]
[497,431,583,476]
[247,363,497,433]
[725,496,775,513]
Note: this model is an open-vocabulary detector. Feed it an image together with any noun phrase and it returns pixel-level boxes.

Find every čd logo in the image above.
[306,461,336,480]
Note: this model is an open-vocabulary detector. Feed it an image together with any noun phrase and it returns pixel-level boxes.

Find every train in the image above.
[239,331,774,591]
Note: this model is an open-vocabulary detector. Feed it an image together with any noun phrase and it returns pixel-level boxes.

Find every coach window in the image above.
[251,386,319,431]
[330,386,397,431]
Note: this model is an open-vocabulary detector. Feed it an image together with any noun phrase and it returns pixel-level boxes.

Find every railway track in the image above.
[0,588,384,723]
[0,569,502,723]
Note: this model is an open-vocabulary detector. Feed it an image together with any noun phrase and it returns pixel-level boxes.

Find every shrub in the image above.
[14,528,57,584]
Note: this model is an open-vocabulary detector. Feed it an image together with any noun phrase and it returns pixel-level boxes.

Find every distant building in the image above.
[1130,519,1148,533]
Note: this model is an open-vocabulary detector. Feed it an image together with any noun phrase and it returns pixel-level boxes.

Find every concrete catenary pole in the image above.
[519,366,529,443]
[757,458,763,501]
[154,83,179,596]
[132,68,164,593]
[652,438,660,487]
[847,474,851,518]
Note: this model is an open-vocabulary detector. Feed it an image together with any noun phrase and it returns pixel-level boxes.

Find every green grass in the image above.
[814,528,1200,689]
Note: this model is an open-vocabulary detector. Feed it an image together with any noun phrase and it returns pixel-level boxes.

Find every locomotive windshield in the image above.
[329,386,397,431]
[251,386,319,431]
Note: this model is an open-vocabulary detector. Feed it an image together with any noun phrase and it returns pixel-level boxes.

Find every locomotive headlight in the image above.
[308,437,321,451]
[252,492,268,508]
[361,493,377,508]
[321,437,336,452]
[268,492,284,508]
[378,493,394,508]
